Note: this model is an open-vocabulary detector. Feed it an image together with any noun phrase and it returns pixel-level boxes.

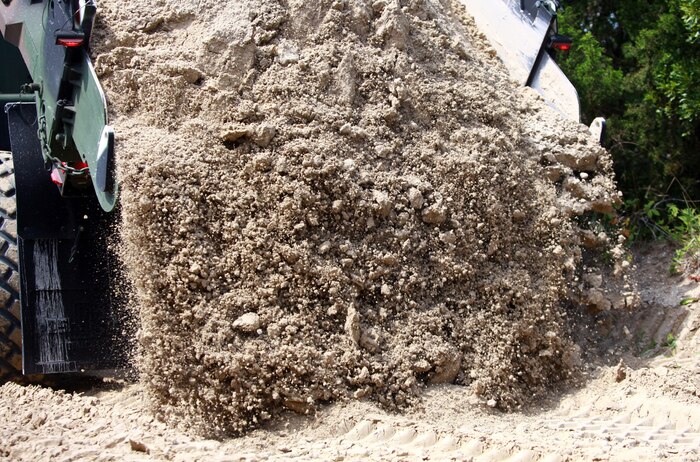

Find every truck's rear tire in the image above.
[0,151,23,384]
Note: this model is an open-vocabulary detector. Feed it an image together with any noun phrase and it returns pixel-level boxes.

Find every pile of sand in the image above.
[94,0,621,435]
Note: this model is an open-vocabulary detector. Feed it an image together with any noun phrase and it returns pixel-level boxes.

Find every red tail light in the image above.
[57,37,84,47]
[548,34,573,52]
[55,32,85,48]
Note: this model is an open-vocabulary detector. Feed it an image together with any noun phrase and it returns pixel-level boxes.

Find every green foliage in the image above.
[554,16,624,122]
[681,0,700,42]
[663,333,677,351]
[621,196,700,273]
[558,0,700,202]
[629,2,700,135]
[671,235,700,275]
[662,203,700,274]
[638,332,677,356]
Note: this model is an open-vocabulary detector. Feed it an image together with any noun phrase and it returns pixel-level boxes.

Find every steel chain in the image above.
[37,114,90,176]
[8,76,90,179]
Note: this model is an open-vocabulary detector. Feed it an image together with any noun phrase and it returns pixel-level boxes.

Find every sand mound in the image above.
[94,0,620,435]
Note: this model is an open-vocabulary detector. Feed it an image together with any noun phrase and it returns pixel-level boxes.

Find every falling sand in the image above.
[93,0,621,436]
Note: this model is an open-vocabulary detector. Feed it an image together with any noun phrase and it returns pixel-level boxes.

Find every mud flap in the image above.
[6,103,124,375]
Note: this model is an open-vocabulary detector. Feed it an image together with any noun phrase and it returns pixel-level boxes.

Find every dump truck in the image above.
[0,0,599,382]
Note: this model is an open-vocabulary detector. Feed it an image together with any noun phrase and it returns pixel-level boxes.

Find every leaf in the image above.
[668,203,679,218]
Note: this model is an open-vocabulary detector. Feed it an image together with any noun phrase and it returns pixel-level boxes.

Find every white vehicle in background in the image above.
[462,0,606,142]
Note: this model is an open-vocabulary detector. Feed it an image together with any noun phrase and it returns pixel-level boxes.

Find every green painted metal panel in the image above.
[1,1,118,212]
[72,51,117,211]
[0,33,32,94]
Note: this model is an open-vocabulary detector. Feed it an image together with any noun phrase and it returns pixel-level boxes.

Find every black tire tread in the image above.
[0,151,24,384]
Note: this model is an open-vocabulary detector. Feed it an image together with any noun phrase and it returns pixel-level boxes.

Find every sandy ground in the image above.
[1,244,698,462]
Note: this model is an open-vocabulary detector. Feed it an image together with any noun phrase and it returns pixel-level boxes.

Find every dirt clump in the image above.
[94,0,621,435]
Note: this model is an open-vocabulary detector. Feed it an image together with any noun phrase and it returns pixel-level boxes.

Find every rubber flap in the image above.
[7,103,125,375]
